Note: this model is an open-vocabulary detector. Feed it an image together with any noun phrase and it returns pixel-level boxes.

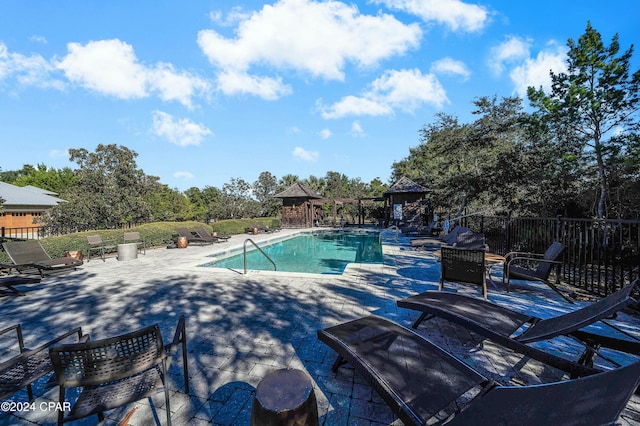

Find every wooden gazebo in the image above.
[383,176,429,224]
[274,183,323,228]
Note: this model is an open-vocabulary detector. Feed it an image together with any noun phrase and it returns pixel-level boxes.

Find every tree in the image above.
[213,177,257,219]
[528,22,640,218]
[253,171,280,217]
[43,144,161,229]
[277,174,299,193]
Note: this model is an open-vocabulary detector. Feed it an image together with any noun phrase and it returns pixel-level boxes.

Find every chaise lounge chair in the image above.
[410,225,470,249]
[0,324,87,401]
[176,227,212,245]
[2,240,83,277]
[397,280,640,377]
[318,315,640,426]
[193,226,230,243]
[0,275,42,296]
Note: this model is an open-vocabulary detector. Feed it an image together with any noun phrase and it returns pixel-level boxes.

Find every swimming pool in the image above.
[202,231,383,274]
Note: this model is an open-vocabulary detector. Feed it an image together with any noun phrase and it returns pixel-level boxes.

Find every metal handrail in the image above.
[243,238,276,274]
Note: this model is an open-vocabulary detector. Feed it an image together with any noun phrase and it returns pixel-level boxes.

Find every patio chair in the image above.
[0,275,42,296]
[410,225,470,249]
[49,315,189,426]
[397,280,640,378]
[1,324,87,401]
[454,231,486,250]
[176,227,212,245]
[123,231,146,255]
[439,246,488,299]
[2,241,83,276]
[86,235,117,262]
[318,315,640,426]
[193,226,230,243]
[503,241,571,302]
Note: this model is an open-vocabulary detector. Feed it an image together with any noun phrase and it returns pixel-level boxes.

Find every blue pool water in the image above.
[203,231,383,274]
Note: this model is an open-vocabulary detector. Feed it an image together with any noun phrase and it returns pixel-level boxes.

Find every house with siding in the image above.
[0,182,65,230]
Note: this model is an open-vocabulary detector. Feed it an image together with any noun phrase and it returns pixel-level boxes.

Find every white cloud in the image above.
[374,0,489,32]
[56,39,210,108]
[351,121,365,137]
[215,69,291,100]
[292,146,319,162]
[318,129,332,139]
[30,35,47,44]
[489,35,531,75]
[430,57,471,81]
[510,43,567,97]
[174,171,195,179]
[49,148,69,159]
[0,42,64,90]
[319,68,448,119]
[151,111,212,146]
[197,0,421,99]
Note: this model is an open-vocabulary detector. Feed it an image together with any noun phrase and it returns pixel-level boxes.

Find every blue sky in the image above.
[1,1,638,191]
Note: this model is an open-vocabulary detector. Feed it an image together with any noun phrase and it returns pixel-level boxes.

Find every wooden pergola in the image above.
[309,197,383,226]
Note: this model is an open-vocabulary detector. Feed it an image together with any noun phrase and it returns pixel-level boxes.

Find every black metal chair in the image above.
[318,315,640,426]
[439,246,487,299]
[86,235,117,262]
[49,316,189,425]
[503,241,571,302]
[0,324,87,401]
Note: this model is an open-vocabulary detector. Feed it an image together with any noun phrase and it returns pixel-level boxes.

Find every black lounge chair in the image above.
[318,315,640,426]
[2,240,83,276]
[397,281,640,377]
[49,316,189,426]
[0,275,42,296]
[176,227,212,245]
[193,226,230,243]
[0,324,87,402]
[410,225,469,249]
[503,241,570,302]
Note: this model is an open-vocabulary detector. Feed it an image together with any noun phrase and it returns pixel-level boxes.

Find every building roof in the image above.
[0,181,65,208]
[274,182,322,199]
[384,176,428,195]
[22,185,59,196]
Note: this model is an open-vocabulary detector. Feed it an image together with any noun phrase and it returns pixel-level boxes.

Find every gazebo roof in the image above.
[274,182,322,199]
[384,176,428,195]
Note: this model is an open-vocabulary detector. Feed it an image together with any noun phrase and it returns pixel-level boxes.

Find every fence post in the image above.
[1,227,4,239]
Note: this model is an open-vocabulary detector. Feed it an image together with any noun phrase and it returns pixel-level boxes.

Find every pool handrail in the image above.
[243,239,277,274]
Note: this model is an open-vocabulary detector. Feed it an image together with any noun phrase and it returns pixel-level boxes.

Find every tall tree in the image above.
[528,22,640,218]
[253,171,280,217]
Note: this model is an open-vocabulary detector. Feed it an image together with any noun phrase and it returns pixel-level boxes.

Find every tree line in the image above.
[393,23,639,219]
[1,23,638,227]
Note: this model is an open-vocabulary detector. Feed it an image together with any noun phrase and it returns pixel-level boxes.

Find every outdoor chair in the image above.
[503,241,571,302]
[454,231,486,250]
[123,231,146,255]
[86,235,117,262]
[397,280,640,378]
[410,225,470,249]
[49,315,189,426]
[176,227,212,245]
[2,241,83,276]
[0,324,87,401]
[318,315,640,426]
[0,275,42,296]
[193,226,230,243]
[439,246,488,299]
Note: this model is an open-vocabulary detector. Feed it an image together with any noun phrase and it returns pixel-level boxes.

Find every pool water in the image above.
[203,231,383,274]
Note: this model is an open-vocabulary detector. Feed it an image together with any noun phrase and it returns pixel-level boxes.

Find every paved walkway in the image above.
[1,228,639,425]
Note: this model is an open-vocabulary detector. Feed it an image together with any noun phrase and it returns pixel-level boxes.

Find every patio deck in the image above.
[1,228,639,425]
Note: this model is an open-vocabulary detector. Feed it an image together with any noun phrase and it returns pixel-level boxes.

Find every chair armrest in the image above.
[30,327,86,355]
[506,256,563,268]
[504,251,545,262]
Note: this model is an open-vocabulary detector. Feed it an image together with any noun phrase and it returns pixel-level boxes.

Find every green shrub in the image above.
[0,218,281,260]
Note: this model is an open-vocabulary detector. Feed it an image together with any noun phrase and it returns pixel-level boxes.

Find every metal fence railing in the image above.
[453,215,640,296]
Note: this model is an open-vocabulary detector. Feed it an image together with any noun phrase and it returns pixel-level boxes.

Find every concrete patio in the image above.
[1,228,639,425]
